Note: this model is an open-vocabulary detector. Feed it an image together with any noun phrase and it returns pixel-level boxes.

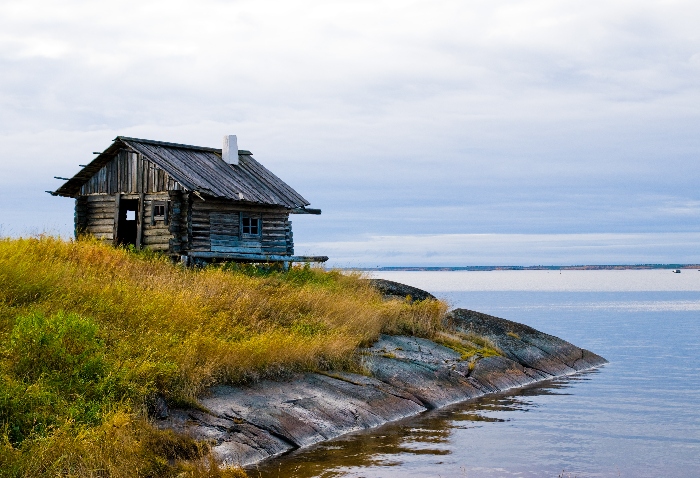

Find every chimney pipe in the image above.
[223,135,238,165]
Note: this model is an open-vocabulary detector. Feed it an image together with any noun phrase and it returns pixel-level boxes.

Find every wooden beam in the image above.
[187,251,328,262]
[136,193,145,250]
[193,190,206,201]
[112,194,121,246]
[290,207,321,215]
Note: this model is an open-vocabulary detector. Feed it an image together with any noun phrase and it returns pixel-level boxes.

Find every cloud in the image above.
[2,0,699,130]
[1,0,699,265]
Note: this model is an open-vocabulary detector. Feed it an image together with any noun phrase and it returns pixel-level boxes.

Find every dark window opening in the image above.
[242,216,260,236]
[154,204,165,218]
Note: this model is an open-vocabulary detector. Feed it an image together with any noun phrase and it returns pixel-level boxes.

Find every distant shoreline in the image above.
[347,264,700,271]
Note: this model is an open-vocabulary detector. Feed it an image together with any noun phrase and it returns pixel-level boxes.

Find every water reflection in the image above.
[248,372,596,478]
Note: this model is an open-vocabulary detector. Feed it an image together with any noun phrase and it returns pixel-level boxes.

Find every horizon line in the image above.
[342,264,700,271]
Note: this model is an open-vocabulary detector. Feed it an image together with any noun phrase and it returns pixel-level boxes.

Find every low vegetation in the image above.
[0,236,447,477]
[434,332,501,361]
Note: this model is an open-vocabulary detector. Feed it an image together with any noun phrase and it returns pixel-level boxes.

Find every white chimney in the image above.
[223,134,238,165]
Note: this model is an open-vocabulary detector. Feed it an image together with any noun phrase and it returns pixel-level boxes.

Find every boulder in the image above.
[367,278,436,302]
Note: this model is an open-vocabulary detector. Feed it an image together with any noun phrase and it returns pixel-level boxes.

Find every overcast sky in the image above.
[1,0,698,266]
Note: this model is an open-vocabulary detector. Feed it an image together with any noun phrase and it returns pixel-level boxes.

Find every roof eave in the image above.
[51,139,128,197]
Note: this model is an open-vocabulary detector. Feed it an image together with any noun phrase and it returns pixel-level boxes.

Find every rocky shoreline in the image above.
[157,290,607,468]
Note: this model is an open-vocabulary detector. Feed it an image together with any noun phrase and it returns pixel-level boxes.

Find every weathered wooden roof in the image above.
[53,136,311,209]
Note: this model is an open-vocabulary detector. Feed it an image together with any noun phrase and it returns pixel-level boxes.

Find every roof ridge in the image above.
[117,136,223,153]
[117,137,253,155]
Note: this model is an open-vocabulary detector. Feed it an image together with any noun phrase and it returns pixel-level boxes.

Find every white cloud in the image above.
[1,0,699,264]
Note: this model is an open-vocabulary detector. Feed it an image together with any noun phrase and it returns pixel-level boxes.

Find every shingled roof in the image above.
[52,136,311,209]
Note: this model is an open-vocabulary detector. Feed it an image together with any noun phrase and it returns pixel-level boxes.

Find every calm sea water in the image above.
[251,270,700,478]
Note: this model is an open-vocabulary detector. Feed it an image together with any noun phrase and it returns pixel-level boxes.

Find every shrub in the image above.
[1,312,113,447]
[9,311,105,385]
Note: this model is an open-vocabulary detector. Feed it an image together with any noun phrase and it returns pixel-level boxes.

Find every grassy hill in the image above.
[0,237,446,477]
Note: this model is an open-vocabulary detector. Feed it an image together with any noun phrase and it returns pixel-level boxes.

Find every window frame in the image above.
[240,214,261,238]
[151,200,169,225]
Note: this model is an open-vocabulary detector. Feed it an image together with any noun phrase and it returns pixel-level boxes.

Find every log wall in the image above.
[82,195,116,242]
[78,193,175,251]
[168,191,188,255]
[189,198,291,256]
[75,196,88,237]
[77,193,293,257]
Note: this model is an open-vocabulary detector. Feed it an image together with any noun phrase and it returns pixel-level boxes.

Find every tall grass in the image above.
[0,236,447,476]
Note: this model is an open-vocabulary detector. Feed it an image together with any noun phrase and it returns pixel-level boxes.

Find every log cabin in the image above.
[51,135,327,266]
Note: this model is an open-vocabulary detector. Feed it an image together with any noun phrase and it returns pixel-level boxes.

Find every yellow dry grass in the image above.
[0,236,447,477]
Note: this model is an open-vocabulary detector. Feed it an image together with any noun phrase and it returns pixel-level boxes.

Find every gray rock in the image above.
[161,308,607,468]
[362,335,482,408]
[147,394,169,419]
[447,308,607,376]
[469,355,546,391]
[160,408,293,467]
[367,279,436,302]
[160,369,427,466]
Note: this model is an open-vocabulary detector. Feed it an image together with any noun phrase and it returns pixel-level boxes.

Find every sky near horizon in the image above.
[1,0,699,266]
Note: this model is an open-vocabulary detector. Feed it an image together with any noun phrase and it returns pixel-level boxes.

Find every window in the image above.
[241,216,260,236]
[151,201,169,225]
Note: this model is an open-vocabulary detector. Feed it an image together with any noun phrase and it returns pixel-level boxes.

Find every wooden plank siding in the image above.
[190,198,291,256]
[79,150,183,196]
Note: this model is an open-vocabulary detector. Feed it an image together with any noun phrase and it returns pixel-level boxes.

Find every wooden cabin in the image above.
[51,135,326,266]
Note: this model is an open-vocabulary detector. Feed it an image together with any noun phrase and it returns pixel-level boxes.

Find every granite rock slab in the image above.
[157,309,607,467]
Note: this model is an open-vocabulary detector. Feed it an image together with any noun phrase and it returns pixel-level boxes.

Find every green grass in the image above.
[434,332,502,363]
[0,236,447,477]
